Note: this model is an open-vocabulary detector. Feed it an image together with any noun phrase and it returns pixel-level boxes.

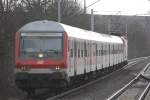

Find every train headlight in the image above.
[56,66,60,70]
[20,66,30,71]
[38,53,44,58]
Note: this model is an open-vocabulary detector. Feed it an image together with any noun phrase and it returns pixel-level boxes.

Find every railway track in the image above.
[44,57,147,100]
[107,62,150,100]
[26,57,148,100]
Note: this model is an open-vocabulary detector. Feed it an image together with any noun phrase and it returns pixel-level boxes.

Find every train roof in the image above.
[19,20,123,44]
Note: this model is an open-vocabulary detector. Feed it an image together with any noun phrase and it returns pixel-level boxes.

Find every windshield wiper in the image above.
[46,49,59,54]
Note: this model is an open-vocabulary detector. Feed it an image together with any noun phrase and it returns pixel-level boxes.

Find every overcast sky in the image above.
[78,0,150,15]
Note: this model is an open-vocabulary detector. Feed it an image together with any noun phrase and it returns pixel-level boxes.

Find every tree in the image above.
[0,0,85,99]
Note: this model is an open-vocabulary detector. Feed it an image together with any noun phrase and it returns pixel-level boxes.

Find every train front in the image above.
[15,21,68,91]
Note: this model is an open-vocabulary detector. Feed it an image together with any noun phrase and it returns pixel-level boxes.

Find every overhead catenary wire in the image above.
[63,0,102,20]
[86,0,101,8]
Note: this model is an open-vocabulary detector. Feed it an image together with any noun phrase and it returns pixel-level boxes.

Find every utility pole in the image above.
[108,16,111,34]
[125,24,128,34]
[91,9,94,31]
[58,0,61,22]
[84,0,86,14]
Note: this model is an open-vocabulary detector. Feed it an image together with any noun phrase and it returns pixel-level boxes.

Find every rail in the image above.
[46,57,148,100]
[107,62,150,100]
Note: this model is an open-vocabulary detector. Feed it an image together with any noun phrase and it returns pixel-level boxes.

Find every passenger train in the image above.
[15,20,128,94]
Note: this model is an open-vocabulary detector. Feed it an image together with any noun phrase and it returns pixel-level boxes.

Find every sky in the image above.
[78,0,150,15]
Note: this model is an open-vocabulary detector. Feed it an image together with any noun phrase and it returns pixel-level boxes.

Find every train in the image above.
[15,20,128,94]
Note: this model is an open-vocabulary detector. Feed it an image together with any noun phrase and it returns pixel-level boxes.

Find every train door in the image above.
[109,43,112,66]
[99,42,102,70]
[76,39,84,75]
[96,43,98,71]
[68,38,75,76]
[76,39,81,75]
[118,44,120,64]
[84,41,89,73]
[103,43,106,68]
[97,42,100,70]
[121,44,123,63]
[110,43,113,67]
[89,41,92,72]
[113,43,115,66]
[101,42,104,69]
[108,43,110,67]
[91,41,96,71]
[121,44,123,62]
[114,44,116,65]
[122,44,124,62]
[74,39,77,75]
[116,44,118,65]
[119,44,121,64]
[80,40,84,74]
[105,43,109,67]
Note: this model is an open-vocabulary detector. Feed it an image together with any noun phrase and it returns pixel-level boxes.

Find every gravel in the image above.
[57,58,150,100]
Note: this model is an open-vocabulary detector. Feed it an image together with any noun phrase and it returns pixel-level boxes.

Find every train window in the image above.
[105,44,108,55]
[109,44,110,55]
[70,49,73,57]
[78,49,80,57]
[93,51,95,56]
[81,50,83,57]
[101,50,103,56]
[68,40,70,51]
[74,49,76,57]
[96,50,98,56]
[101,44,103,56]
[109,44,111,54]
[121,44,122,52]
[99,50,101,56]
[84,49,87,57]
[74,41,77,57]
[104,50,106,55]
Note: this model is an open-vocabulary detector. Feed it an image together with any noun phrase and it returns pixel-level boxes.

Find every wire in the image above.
[63,0,102,20]
[86,0,101,8]
[63,10,83,21]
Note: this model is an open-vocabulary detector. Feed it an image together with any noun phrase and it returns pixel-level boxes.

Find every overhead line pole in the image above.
[84,0,86,13]
[91,9,94,31]
[58,0,61,22]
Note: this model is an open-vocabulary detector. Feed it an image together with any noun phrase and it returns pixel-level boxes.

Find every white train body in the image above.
[15,20,128,91]
[62,23,127,77]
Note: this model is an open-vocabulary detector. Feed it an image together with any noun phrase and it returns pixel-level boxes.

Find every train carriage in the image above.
[15,20,127,94]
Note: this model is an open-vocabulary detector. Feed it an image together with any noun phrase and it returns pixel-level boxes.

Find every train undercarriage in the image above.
[15,61,127,96]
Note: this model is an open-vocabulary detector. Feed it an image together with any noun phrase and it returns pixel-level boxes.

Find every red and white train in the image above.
[15,20,128,93]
